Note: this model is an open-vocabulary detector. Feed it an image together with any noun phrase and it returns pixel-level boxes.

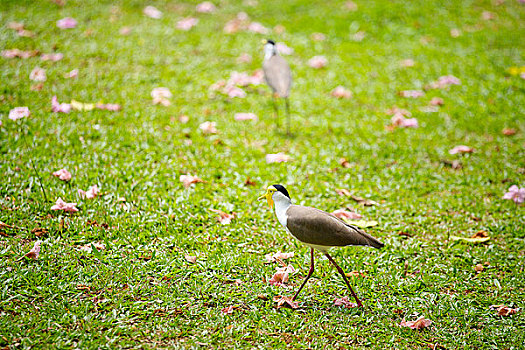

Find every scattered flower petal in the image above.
[265,252,294,263]
[56,17,77,29]
[275,42,293,55]
[503,185,525,204]
[247,22,268,34]
[9,107,30,121]
[52,168,72,181]
[196,1,216,13]
[308,56,328,69]
[400,316,432,330]
[332,209,362,220]
[450,28,461,37]
[490,305,518,316]
[221,306,234,314]
[29,67,46,82]
[24,240,42,260]
[143,6,162,19]
[78,185,100,199]
[310,32,326,41]
[234,112,258,121]
[185,254,197,263]
[449,145,474,154]
[119,26,132,35]
[334,296,358,308]
[331,86,352,99]
[180,174,204,188]
[428,75,461,89]
[41,53,63,62]
[51,198,79,212]
[429,97,444,106]
[273,295,299,309]
[78,242,106,253]
[151,87,172,106]
[96,103,121,111]
[399,90,424,98]
[177,17,198,31]
[502,128,517,136]
[224,85,246,98]
[236,53,252,63]
[265,153,291,163]
[199,121,218,134]
[391,114,419,128]
[400,59,415,67]
[71,100,95,111]
[386,106,411,117]
[179,115,189,123]
[210,209,236,224]
[66,69,78,78]
[52,96,71,113]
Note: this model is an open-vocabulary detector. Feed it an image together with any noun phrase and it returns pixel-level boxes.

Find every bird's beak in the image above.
[258,190,274,209]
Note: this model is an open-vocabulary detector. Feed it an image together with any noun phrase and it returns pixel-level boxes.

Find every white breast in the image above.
[274,200,290,228]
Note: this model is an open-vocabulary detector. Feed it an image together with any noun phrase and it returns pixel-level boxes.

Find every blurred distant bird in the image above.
[262,39,292,134]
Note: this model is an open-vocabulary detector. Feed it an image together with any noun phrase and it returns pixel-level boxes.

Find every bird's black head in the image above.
[272,184,290,199]
[266,39,276,45]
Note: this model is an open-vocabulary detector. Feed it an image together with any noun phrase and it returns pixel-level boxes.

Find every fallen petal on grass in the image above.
[234,112,258,121]
[143,6,162,19]
[334,296,358,308]
[490,305,518,316]
[308,56,327,68]
[265,153,291,163]
[24,240,42,260]
[332,209,362,220]
[56,17,77,29]
[185,255,197,264]
[210,209,236,224]
[400,316,432,330]
[502,185,525,204]
[273,296,299,309]
[180,174,204,188]
[51,198,79,212]
[52,168,72,181]
[78,185,100,199]
[449,145,474,154]
[29,67,46,82]
[9,107,30,121]
[265,252,294,263]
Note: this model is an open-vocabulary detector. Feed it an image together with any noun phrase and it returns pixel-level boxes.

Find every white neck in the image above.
[264,44,275,61]
[274,198,291,228]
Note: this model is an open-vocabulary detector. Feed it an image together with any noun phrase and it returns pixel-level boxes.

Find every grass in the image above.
[1,0,524,348]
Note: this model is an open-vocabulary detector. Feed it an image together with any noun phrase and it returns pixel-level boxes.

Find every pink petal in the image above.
[275,42,294,55]
[236,53,252,63]
[2,49,21,58]
[221,306,234,314]
[400,90,424,98]
[151,87,172,99]
[224,85,246,98]
[51,96,71,113]
[386,106,411,117]
[24,240,42,260]
[310,32,326,41]
[308,56,328,69]
[332,209,362,220]
[334,296,358,308]
[247,22,268,34]
[176,17,198,31]
[273,295,299,309]
[52,168,72,181]
[66,69,78,78]
[78,185,99,199]
[400,316,432,330]
[264,251,294,263]
[449,145,474,154]
[199,121,218,134]
[196,2,216,13]
[180,174,204,188]
[401,118,419,128]
[143,6,162,19]
[51,198,79,212]
[29,67,46,82]
[331,86,352,99]
[56,17,77,29]
[9,107,30,121]
[96,103,121,111]
[41,53,63,62]
[430,97,444,106]
[234,112,258,121]
[265,153,291,163]
[210,209,236,225]
[400,59,415,67]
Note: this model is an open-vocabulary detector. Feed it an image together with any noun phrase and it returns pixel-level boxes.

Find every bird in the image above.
[262,39,292,134]
[258,184,384,307]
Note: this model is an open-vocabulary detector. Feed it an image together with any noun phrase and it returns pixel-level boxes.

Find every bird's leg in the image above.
[285,97,290,135]
[292,248,315,301]
[324,253,363,307]
[272,94,279,128]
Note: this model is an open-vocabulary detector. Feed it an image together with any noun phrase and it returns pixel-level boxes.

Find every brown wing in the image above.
[286,205,384,248]
[263,55,291,98]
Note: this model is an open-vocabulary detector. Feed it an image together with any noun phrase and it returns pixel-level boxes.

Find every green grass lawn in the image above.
[1,0,524,348]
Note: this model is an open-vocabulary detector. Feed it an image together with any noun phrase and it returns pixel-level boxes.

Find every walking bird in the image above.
[262,39,292,134]
[258,184,384,306]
